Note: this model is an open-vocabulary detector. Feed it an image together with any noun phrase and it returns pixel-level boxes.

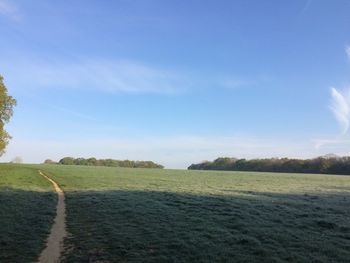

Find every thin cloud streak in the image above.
[221,74,271,90]
[47,105,97,122]
[314,138,350,150]
[1,55,268,95]
[1,58,187,95]
[0,0,21,21]
[346,46,350,60]
[298,0,313,19]
[221,78,255,90]
[330,87,350,134]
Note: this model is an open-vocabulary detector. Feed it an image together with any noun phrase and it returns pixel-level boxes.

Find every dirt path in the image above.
[38,171,67,263]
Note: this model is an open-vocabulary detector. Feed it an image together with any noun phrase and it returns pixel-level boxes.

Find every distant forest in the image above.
[188,156,350,175]
[44,157,164,169]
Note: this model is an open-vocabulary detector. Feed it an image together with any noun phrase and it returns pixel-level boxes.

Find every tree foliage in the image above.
[0,75,16,156]
[188,156,350,175]
[57,157,164,169]
[43,159,57,164]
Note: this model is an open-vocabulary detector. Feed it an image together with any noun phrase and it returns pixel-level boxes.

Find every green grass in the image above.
[32,164,350,263]
[0,164,57,263]
[1,163,350,262]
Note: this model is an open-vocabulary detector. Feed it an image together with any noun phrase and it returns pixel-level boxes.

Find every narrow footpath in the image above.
[37,171,67,263]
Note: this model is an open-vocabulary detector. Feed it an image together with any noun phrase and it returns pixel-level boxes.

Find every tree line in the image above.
[188,156,350,175]
[44,157,164,169]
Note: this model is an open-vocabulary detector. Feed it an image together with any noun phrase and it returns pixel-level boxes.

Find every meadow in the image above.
[1,164,350,262]
[0,164,56,262]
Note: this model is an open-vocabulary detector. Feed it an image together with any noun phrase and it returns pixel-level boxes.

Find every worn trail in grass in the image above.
[36,165,350,263]
[38,171,67,263]
[0,164,57,263]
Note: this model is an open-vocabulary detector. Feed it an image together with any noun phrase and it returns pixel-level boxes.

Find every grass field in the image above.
[1,164,350,262]
[0,164,57,262]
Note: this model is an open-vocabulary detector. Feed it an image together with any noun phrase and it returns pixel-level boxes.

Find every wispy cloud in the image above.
[330,87,350,134]
[46,104,97,122]
[221,78,255,90]
[1,54,270,96]
[1,58,187,94]
[346,45,350,60]
[318,47,350,150]
[298,0,313,19]
[314,138,350,150]
[0,0,21,21]
[220,74,271,90]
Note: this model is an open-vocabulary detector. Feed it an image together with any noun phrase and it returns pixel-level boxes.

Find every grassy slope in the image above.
[0,164,57,263]
[37,164,350,263]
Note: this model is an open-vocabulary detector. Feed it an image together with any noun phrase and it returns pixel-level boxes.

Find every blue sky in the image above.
[1,0,350,168]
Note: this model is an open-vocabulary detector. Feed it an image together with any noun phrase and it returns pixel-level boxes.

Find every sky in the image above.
[1,0,350,168]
